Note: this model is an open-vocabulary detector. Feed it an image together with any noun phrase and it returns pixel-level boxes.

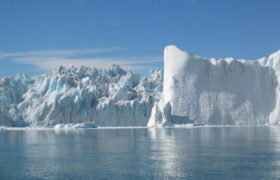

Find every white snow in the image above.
[1,45,280,128]
[148,45,280,127]
[0,65,163,127]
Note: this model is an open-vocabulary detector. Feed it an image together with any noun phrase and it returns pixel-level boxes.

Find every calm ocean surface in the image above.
[1,126,280,180]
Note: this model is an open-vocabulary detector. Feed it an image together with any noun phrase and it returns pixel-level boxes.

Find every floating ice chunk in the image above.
[54,122,97,129]
[148,45,280,127]
[73,122,97,128]
[54,124,74,129]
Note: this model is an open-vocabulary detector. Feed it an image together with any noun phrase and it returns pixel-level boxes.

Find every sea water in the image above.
[0,126,280,179]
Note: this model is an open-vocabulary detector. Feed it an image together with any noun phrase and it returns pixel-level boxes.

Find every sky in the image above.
[0,0,279,77]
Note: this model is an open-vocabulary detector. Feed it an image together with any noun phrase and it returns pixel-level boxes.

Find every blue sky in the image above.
[0,0,279,77]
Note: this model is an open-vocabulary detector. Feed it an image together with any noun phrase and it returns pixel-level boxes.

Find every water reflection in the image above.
[0,127,280,179]
[148,126,280,179]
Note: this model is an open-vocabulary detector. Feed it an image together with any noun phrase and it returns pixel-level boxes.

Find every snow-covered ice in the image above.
[0,65,162,127]
[148,45,280,127]
[1,45,280,127]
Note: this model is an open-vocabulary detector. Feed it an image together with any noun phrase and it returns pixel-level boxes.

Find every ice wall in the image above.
[1,45,280,127]
[148,45,280,126]
[0,65,163,127]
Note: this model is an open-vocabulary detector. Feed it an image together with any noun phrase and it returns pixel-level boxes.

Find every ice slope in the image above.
[0,65,163,127]
[148,45,280,127]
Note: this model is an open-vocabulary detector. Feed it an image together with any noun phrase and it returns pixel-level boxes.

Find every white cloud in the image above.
[14,56,162,71]
[0,48,162,72]
[0,48,122,59]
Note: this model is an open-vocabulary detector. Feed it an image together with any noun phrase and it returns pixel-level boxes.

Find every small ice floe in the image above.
[173,124,194,128]
[54,122,97,129]
[0,126,8,130]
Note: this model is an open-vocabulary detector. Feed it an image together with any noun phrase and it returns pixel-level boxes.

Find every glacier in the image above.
[148,45,280,127]
[1,45,280,127]
[0,65,163,127]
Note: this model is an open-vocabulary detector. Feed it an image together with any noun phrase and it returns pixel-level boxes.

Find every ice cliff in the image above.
[1,45,280,127]
[148,45,280,127]
[0,65,163,127]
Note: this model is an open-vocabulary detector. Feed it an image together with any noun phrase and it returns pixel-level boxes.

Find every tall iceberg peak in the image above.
[148,45,280,127]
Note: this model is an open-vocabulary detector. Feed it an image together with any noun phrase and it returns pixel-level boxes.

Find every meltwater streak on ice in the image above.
[148,46,280,127]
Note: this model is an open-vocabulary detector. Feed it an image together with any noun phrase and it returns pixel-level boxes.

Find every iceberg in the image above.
[0,65,163,127]
[54,122,97,129]
[1,45,280,127]
[148,45,280,127]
